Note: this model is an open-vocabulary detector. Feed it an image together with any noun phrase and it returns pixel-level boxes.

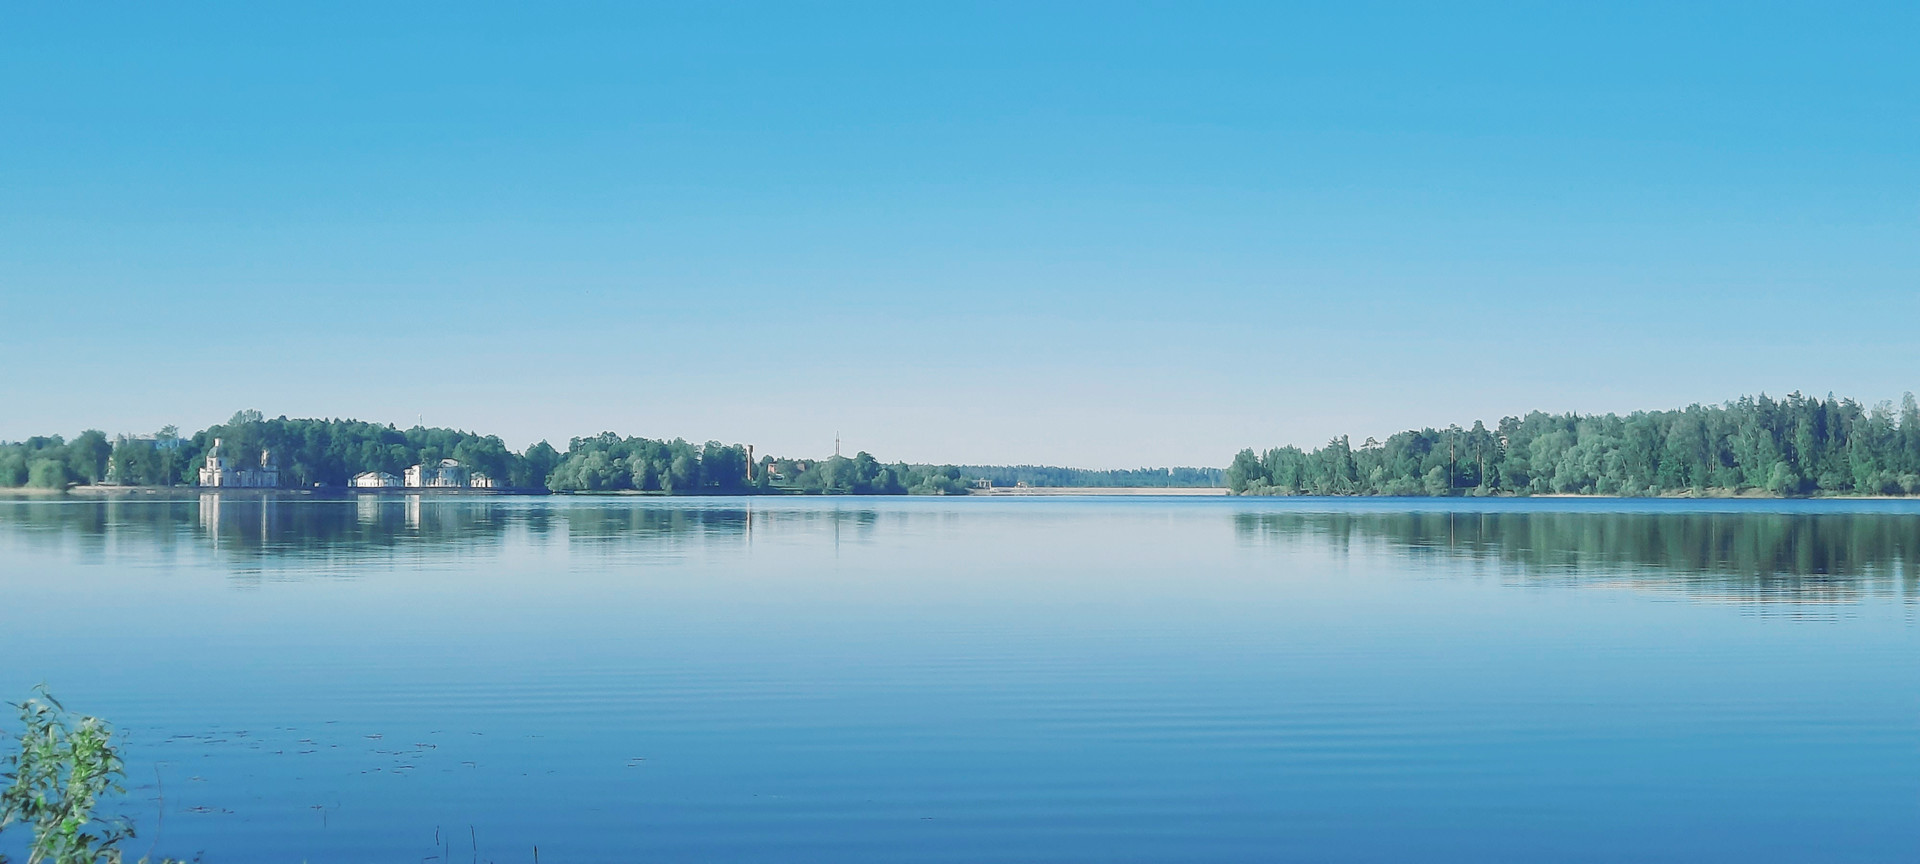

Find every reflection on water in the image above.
[1234,507,1920,605]
[3,494,1914,605]
[0,493,890,573]
[0,493,1914,864]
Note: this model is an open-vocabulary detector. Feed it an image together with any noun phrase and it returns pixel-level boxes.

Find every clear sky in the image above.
[3,2,1915,467]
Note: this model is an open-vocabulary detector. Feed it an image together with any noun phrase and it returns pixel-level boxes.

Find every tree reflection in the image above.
[0,493,887,570]
[1235,509,1920,603]
[3,495,1914,605]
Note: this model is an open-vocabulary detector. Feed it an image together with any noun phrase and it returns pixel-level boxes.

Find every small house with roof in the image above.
[405,459,470,488]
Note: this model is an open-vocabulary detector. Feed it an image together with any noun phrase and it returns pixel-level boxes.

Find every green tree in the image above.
[65,432,110,485]
[26,460,70,490]
[1226,449,1265,493]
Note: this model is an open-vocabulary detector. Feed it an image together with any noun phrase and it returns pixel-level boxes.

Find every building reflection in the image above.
[197,492,275,551]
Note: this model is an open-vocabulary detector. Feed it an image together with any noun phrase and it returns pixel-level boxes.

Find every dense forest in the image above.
[0,410,1157,495]
[1228,392,1920,498]
[0,411,560,491]
[440,432,988,495]
[0,431,115,490]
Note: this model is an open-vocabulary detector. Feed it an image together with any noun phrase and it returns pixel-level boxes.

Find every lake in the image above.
[0,494,1914,863]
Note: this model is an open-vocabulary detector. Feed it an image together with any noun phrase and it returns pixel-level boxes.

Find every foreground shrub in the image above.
[0,688,184,864]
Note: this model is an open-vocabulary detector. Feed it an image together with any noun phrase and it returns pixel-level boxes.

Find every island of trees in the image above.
[1228,392,1920,497]
[0,410,1218,495]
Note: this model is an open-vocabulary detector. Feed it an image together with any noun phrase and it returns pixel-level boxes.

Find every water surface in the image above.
[0,495,1914,862]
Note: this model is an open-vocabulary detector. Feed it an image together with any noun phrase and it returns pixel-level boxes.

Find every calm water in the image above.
[0,494,1914,863]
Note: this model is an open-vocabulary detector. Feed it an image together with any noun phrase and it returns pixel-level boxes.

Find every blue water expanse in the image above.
[0,494,1914,863]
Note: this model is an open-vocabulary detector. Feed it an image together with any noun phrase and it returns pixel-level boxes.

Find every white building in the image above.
[469,473,497,489]
[197,438,279,488]
[351,471,403,488]
[404,459,470,488]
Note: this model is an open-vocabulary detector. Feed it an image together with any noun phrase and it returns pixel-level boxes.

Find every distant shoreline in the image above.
[971,486,1229,496]
[1232,489,1920,500]
[29,486,1231,498]
[8,485,1238,498]
[15,486,1919,501]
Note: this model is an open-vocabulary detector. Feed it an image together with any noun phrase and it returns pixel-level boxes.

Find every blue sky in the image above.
[3,2,1915,466]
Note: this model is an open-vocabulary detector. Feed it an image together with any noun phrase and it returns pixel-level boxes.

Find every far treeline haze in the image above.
[0,410,1221,494]
[1229,392,1920,498]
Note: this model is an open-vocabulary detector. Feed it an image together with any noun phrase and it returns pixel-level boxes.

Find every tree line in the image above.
[0,410,560,491]
[544,435,983,495]
[1227,392,1920,497]
[0,410,1208,495]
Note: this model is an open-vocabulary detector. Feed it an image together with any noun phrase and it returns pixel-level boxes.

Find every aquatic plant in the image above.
[0,688,183,864]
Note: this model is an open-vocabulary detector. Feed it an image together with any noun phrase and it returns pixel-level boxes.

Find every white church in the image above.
[197,439,280,488]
